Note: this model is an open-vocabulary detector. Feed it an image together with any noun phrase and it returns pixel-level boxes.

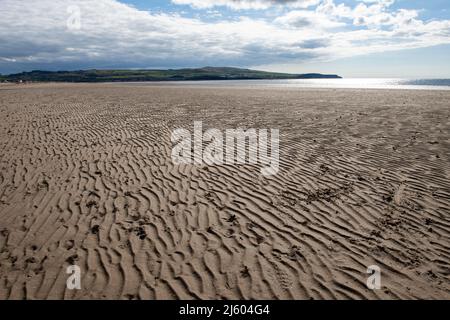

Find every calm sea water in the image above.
[134,78,450,90]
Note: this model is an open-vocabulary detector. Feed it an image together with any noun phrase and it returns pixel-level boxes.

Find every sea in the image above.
[129,78,450,90]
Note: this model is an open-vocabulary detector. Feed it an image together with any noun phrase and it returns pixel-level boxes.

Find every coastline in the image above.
[3,79,450,91]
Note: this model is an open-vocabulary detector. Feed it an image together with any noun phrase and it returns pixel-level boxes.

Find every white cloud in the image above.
[275,10,346,29]
[0,0,449,73]
[317,0,419,29]
[171,0,320,10]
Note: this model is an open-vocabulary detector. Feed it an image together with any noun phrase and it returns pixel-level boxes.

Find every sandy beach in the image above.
[0,83,449,299]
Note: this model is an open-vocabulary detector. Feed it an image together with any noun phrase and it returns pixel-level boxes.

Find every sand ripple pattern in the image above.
[0,84,449,299]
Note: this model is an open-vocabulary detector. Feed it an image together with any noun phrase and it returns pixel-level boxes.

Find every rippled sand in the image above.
[0,83,449,299]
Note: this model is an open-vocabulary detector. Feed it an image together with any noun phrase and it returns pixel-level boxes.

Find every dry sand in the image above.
[0,83,449,299]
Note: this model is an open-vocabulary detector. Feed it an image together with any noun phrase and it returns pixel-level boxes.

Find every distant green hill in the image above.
[0,67,341,83]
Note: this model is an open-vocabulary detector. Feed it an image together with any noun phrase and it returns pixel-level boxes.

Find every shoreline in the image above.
[2,80,450,91]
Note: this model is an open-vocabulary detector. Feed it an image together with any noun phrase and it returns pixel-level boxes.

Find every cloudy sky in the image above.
[1,0,449,77]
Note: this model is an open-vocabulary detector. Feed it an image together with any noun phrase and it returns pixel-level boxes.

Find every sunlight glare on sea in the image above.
[138,78,450,90]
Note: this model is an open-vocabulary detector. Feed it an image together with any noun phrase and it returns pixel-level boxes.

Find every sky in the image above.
[1,0,449,77]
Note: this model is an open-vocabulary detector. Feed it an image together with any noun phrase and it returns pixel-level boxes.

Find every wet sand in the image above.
[0,83,449,299]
